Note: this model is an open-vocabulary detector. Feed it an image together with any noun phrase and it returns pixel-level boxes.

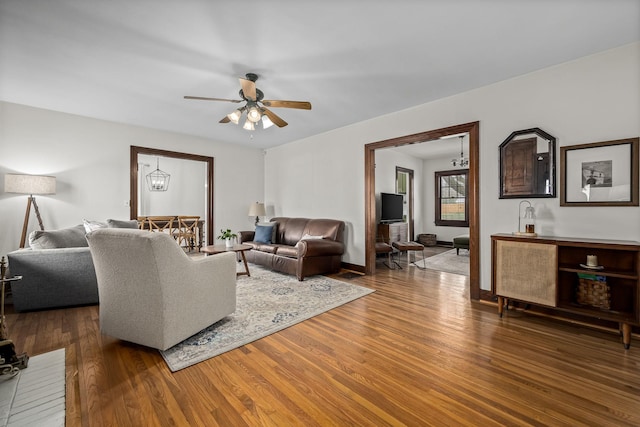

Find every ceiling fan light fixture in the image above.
[246,106,262,123]
[227,108,243,124]
[261,114,274,129]
[243,119,255,131]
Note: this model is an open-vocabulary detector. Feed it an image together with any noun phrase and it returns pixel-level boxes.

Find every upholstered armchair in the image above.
[86,228,236,351]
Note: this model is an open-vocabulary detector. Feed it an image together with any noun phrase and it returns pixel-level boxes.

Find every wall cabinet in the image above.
[492,233,640,349]
[378,222,408,244]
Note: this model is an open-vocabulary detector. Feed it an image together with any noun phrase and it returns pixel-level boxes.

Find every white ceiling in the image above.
[1,0,638,150]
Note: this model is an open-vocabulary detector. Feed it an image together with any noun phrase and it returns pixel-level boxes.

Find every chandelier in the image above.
[146,158,170,192]
[451,136,469,167]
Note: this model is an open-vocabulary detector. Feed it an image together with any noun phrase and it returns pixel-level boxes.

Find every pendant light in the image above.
[451,136,469,167]
[146,158,170,192]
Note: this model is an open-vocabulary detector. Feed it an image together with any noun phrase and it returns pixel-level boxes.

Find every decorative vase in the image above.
[225,238,233,248]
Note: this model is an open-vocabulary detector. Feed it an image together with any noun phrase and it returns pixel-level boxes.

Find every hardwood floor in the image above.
[5,267,639,426]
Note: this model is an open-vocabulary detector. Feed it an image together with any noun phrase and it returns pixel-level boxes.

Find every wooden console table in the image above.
[491,233,640,349]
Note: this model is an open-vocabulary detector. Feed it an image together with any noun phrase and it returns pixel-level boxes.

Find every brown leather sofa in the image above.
[238,217,345,280]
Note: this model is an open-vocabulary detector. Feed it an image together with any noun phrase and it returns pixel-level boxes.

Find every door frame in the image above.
[395,166,414,240]
[364,121,480,299]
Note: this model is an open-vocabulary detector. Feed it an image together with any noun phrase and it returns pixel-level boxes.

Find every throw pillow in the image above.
[106,219,139,229]
[83,219,107,233]
[29,224,89,249]
[254,224,275,244]
[257,222,278,242]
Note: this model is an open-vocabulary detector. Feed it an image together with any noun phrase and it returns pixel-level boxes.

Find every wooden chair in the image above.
[136,216,148,230]
[146,216,176,235]
[174,216,200,251]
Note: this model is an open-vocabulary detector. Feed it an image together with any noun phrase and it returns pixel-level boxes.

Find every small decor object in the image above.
[248,202,266,226]
[576,273,610,309]
[560,137,639,206]
[217,229,237,248]
[580,255,604,270]
[513,200,537,236]
[417,234,437,247]
[499,128,556,199]
[4,173,56,248]
[146,158,171,192]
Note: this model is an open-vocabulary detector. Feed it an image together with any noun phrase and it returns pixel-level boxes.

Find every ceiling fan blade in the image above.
[184,96,242,103]
[262,100,311,110]
[239,78,257,101]
[262,108,288,127]
[219,116,230,123]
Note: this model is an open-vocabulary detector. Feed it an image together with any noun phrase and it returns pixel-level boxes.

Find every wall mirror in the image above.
[499,127,556,198]
[130,146,214,245]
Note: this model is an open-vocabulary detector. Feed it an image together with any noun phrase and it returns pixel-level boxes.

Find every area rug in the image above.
[421,249,469,276]
[160,265,374,372]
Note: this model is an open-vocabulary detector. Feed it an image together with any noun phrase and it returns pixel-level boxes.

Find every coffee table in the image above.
[200,244,253,277]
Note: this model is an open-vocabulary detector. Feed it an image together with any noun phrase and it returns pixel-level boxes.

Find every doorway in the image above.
[364,121,480,300]
[396,167,414,240]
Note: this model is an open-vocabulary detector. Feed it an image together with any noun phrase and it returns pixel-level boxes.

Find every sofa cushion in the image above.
[83,219,107,233]
[245,241,278,254]
[107,219,139,229]
[29,224,89,249]
[275,245,298,258]
[301,234,323,240]
[255,223,276,244]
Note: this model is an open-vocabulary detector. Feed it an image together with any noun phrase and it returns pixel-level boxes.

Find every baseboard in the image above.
[341,262,365,274]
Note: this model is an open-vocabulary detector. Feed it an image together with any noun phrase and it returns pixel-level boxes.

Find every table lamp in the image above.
[4,173,56,248]
[248,202,266,226]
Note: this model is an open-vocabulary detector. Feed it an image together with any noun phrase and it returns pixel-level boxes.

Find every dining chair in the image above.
[174,215,200,251]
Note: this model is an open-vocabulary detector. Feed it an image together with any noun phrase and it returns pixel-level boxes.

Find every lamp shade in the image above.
[5,174,56,195]
[248,202,266,217]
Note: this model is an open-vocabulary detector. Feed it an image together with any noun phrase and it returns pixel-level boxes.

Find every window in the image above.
[435,169,469,227]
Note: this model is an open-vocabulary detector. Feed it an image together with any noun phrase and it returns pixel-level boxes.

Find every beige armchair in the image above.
[86,228,236,351]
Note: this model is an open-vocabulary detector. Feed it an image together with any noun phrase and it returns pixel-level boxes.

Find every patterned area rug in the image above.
[422,249,469,276]
[160,265,374,371]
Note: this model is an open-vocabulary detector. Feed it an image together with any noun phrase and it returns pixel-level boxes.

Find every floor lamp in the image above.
[4,174,56,248]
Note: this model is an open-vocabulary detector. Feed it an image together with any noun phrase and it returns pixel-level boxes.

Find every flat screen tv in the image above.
[380,192,404,223]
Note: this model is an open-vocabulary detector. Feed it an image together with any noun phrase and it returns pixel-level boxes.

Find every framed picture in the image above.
[560,137,639,206]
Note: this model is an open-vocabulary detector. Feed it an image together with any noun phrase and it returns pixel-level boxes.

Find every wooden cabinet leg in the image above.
[498,296,504,318]
[621,323,631,349]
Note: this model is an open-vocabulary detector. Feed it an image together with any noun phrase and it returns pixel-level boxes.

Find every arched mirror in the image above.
[499,127,556,198]
[130,146,214,245]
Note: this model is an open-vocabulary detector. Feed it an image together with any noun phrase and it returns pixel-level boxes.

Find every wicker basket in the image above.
[417,234,437,247]
[576,277,610,309]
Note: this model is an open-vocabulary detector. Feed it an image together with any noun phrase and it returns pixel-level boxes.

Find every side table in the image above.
[200,244,253,277]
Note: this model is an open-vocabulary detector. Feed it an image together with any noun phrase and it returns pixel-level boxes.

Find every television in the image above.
[380,192,404,223]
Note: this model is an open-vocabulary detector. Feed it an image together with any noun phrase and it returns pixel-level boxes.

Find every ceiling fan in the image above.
[184,73,311,130]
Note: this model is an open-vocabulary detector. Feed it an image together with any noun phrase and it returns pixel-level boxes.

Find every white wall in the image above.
[0,102,265,257]
[265,42,640,289]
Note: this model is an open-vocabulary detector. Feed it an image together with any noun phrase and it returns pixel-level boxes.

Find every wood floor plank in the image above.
[3,266,639,426]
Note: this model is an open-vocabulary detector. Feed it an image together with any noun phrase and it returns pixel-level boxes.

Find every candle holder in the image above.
[514,200,537,237]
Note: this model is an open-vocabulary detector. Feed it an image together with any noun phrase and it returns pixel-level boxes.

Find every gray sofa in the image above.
[6,219,138,312]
